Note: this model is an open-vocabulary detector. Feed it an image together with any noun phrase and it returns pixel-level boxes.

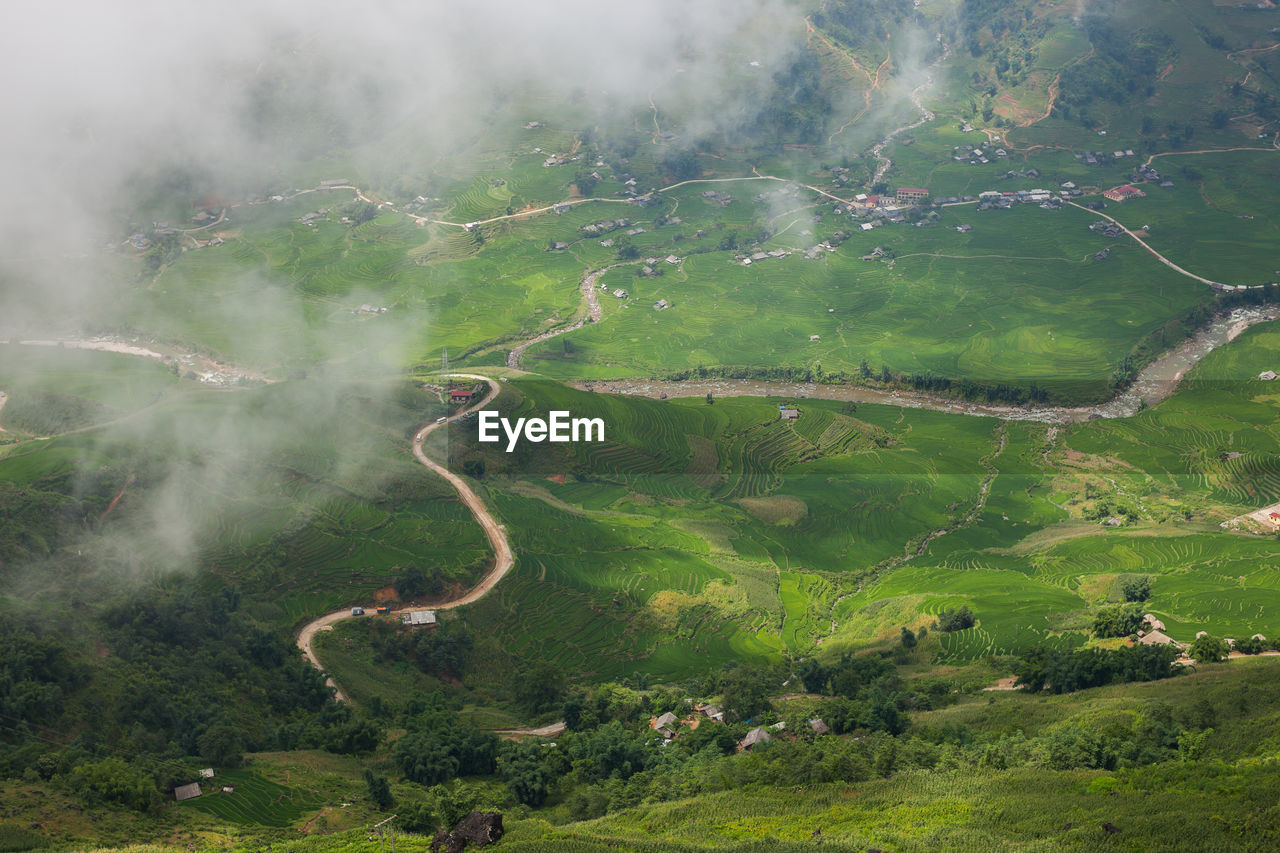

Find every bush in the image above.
[1119,575,1152,602]
[197,723,245,768]
[1189,634,1230,663]
[364,770,394,810]
[68,758,157,812]
[936,606,975,632]
[1092,604,1144,638]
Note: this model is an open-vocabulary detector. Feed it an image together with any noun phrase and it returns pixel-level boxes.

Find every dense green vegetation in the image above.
[4,0,1280,846]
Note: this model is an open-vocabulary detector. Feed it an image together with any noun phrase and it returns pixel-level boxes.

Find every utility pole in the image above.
[441,347,450,466]
[371,815,397,853]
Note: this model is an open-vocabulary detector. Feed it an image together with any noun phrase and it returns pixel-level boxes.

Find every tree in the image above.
[879,365,892,383]
[1119,575,1152,603]
[796,658,827,694]
[662,148,699,181]
[462,458,486,478]
[900,627,917,649]
[514,661,566,714]
[398,800,438,834]
[872,739,898,777]
[936,606,975,632]
[395,565,430,600]
[614,236,639,260]
[500,740,555,806]
[706,391,714,405]
[1178,727,1212,762]
[859,359,871,379]
[566,721,650,783]
[574,169,599,197]
[394,703,497,784]
[364,770,395,811]
[1189,634,1229,663]
[720,664,775,720]
[1092,604,1144,638]
[70,759,157,812]
[197,723,245,768]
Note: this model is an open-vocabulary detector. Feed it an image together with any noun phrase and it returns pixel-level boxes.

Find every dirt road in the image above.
[506,264,614,369]
[295,373,515,698]
[409,374,515,607]
[1065,201,1221,286]
[492,722,567,739]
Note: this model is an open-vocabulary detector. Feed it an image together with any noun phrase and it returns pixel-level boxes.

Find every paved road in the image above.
[295,373,515,698]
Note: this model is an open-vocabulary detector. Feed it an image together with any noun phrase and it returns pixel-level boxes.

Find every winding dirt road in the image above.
[506,263,614,369]
[295,373,515,701]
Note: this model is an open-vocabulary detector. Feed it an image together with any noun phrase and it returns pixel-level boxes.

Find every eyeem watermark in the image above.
[478,410,605,452]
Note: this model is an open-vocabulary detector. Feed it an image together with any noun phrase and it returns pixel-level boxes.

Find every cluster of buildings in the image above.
[951,144,1009,166]
[976,188,1060,210]
[173,768,233,802]
[648,703,829,752]
[580,218,631,236]
[1137,615,1268,663]
[738,248,792,266]
[298,208,331,226]
[1079,149,1136,167]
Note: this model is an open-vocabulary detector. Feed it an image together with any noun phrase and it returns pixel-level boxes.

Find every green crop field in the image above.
[1102,151,1280,286]
[177,769,322,827]
[439,310,1280,677]
[9,2,1280,847]
[521,204,1207,399]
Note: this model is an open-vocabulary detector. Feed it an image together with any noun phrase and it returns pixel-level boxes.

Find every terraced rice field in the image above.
[526,207,1206,401]
[176,769,321,827]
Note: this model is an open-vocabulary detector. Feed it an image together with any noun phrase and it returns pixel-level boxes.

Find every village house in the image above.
[895,187,929,204]
[737,727,771,752]
[450,385,479,403]
[1138,629,1180,648]
[651,712,679,739]
[693,703,725,722]
[779,408,800,420]
[174,783,202,801]
[401,609,437,627]
[1103,185,1146,203]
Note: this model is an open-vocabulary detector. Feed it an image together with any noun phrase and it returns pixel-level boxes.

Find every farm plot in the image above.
[176,769,322,827]
[526,208,1206,402]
